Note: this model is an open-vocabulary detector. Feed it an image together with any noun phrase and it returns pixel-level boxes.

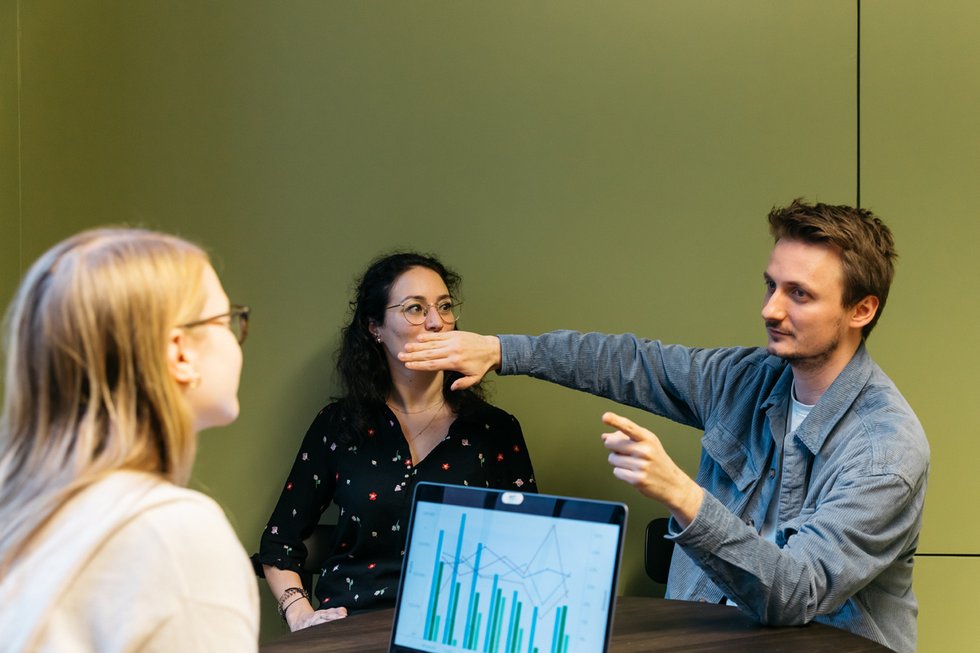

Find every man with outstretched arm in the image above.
[399,199,929,653]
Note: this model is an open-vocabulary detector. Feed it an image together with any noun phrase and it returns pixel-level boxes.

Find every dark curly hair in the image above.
[333,252,485,443]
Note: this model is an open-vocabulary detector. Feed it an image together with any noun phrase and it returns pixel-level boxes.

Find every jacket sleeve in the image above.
[673,441,926,627]
[498,330,759,430]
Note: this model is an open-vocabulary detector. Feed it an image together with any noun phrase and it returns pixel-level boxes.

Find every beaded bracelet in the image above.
[277,586,310,619]
[282,595,309,619]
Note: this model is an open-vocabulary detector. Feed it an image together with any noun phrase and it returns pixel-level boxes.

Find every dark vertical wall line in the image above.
[856,0,861,207]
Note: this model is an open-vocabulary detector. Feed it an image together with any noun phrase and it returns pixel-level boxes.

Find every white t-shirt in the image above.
[759,388,814,543]
[0,471,259,652]
[727,388,814,607]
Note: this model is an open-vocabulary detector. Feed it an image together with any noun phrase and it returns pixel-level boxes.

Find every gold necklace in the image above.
[412,403,444,441]
[397,400,446,442]
[387,396,444,415]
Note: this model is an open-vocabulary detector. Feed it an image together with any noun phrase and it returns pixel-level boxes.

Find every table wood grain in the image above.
[259,596,893,653]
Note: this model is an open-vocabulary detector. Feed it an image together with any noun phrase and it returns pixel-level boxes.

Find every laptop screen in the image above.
[390,482,627,653]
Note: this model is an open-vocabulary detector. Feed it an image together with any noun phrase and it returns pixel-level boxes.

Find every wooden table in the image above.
[260,596,893,653]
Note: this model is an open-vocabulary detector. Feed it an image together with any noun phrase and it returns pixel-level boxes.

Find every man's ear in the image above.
[850,295,880,330]
[167,328,198,385]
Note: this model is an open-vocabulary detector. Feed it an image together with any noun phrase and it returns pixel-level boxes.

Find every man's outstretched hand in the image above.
[400,331,502,390]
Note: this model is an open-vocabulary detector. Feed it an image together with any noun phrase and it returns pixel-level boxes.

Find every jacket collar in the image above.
[763,342,874,455]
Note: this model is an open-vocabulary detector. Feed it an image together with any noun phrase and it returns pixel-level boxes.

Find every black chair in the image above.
[644,517,673,584]
[299,523,337,595]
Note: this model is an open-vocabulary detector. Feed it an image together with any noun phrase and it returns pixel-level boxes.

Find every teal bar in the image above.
[510,602,523,653]
[491,592,505,653]
[505,591,519,653]
[483,576,500,652]
[427,561,447,640]
[550,609,561,653]
[463,543,484,649]
[504,592,517,653]
[447,581,462,646]
[470,610,483,650]
[424,530,446,640]
[467,593,482,649]
[556,608,567,653]
[527,606,538,653]
[443,514,467,645]
[488,594,500,653]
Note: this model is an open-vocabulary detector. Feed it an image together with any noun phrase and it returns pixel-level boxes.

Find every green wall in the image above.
[2,1,976,649]
[861,1,980,649]
[0,0,19,308]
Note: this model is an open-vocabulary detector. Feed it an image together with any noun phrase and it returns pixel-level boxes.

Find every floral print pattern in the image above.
[256,400,536,611]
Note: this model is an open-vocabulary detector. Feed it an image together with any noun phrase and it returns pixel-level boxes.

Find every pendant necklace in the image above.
[388,398,446,442]
[387,396,444,415]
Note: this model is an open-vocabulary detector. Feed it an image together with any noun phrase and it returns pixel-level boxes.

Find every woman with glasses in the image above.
[0,228,258,651]
[255,252,536,631]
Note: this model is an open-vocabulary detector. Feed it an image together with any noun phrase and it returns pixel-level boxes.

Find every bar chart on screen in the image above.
[394,501,620,653]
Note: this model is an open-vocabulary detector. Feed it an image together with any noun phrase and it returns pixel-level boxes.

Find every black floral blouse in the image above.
[255,400,536,612]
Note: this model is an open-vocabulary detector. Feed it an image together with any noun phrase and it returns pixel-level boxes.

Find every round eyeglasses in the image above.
[386,299,461,326]
[179,304,250,345]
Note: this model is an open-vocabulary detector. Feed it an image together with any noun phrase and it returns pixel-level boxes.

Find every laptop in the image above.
[390,482,628,653]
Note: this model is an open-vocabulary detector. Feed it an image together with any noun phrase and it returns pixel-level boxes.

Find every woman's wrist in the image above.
[285,598,315,631]
[276,586,308,616]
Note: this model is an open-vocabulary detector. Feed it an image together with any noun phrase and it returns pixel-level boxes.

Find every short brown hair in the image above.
[768,198,896,338]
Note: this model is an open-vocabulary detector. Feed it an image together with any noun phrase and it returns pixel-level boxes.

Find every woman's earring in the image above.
[189,372,202,389]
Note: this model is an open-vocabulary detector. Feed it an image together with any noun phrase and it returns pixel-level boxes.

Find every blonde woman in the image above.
[0,229,259,651]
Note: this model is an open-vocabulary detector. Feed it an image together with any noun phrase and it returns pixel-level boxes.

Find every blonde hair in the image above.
[0,228,210,571]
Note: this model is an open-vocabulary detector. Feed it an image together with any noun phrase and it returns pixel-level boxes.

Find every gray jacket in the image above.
[499,331,929,653]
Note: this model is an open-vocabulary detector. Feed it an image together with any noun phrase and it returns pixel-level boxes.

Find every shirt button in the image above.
[769,469,776,479]
[746,518,755,527]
